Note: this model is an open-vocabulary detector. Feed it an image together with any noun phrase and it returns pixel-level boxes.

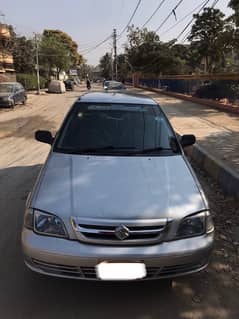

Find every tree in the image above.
[12,36,35,73]
[43,30,83,66]
[117,54,130,81]
[229,0,239,26]
[39,34,71,79]
[125,27,161,73]
[0,25,35,74]
[99,52,112,79]
[188,8,226,73]
[125,26,189,75]
[77,63,95,79]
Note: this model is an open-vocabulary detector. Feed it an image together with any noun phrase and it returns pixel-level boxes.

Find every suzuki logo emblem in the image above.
[115,225,130,240]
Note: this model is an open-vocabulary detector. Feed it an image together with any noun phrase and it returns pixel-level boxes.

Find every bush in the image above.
[194,81,239,102]
[16,73,47,90]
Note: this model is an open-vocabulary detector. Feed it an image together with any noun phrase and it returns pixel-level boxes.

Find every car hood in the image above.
[32,153,206,221]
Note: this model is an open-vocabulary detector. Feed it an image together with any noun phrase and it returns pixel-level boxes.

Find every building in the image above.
[0,24,16,82]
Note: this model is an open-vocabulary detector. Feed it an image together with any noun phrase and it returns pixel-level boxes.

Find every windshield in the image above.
[0,84,14,93]
[104,81,123,89]
[55,103,178,155]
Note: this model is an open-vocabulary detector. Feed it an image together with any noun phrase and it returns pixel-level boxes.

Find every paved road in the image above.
[0,85,238,319]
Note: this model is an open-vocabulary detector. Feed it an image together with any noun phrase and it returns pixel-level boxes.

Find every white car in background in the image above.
[48,80,66,93]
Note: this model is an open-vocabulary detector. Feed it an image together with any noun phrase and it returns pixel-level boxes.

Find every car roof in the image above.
[78,92,158,105]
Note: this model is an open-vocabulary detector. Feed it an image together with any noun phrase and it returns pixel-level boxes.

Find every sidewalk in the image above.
[133,87,239,197]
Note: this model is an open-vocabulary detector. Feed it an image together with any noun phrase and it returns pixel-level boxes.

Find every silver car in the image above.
[22,92,214,281]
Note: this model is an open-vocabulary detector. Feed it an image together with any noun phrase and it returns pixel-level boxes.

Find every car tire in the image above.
[22,97,27,105]
[10,99,15,109]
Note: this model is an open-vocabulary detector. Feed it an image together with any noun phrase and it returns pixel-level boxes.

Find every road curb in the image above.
[184,143,239,199]
[137,85,239,115]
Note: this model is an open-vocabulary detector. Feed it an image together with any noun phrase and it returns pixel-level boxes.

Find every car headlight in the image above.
[176,211,213,239]
[24,209,68,238]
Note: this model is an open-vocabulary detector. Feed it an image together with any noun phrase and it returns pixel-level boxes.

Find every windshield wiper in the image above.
[134,147,174,154]
[64,146,137,154]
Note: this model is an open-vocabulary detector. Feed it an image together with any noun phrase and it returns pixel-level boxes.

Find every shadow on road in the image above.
[0,115,58,140]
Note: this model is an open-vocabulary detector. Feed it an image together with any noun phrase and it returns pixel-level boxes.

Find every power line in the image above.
[160,0,209,36]
[141,0,167,28]
[79,34,112,54]
[176,0,210,41]
[180,0,220,43]
[155,0,185,33]
[212,0,220,6]
[117,0,142,39]
[181,30,191,43]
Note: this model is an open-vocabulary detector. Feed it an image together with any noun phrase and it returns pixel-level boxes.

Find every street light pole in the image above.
[34,33,40,95]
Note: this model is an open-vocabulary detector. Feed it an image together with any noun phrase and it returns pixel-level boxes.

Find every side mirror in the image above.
[35,130,54,145]
[180,134,196,148]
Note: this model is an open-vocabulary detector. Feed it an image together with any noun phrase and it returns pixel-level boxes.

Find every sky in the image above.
[1,0,233,66]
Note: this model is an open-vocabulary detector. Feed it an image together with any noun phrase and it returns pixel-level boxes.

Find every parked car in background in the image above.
[104,80,126,91]
[22,92,214,281]
[0,82,27,108]
[64,79,74,91]
[48,80,66,94]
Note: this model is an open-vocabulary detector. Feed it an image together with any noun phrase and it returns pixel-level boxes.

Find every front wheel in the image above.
[22,97,27,105]
[10,99,15,109]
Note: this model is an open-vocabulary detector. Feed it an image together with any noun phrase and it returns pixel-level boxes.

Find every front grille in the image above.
[71,218,170,245]
[147,261,206,278]
[31,259,98,279]
[29,259,206,280]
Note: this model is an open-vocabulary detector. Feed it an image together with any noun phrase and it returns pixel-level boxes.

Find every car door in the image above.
[13,84,20,103]
[18,84,25,102]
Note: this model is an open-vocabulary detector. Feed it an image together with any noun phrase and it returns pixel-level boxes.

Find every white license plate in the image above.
[96,262,146,280]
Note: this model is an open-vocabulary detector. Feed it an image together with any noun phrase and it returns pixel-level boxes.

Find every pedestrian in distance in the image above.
[86,79,91,90]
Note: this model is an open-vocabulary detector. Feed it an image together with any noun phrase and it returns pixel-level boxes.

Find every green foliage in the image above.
[117,54,130,81]
[194,81,239,102]
[16,73,47,90]
[12,36,35,74]
[229,0,239,26]
[43,30,83,66]
[77,63,95,79]
[124,26,193,75]
[39,34,71,79]
[188,8,227,73]
[99,52,112,79]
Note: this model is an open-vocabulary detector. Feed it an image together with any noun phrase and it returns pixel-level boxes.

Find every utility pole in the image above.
[111,48,114,80]
[113,28,117,80]
[34,33,40,95]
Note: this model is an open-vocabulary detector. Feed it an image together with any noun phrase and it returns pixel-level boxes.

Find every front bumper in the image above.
[22,228,214,280]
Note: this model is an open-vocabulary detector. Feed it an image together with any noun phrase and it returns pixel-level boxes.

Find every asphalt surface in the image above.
[0,85,238,319]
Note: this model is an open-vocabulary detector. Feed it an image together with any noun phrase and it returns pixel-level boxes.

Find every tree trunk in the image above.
[56,68,60,80]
